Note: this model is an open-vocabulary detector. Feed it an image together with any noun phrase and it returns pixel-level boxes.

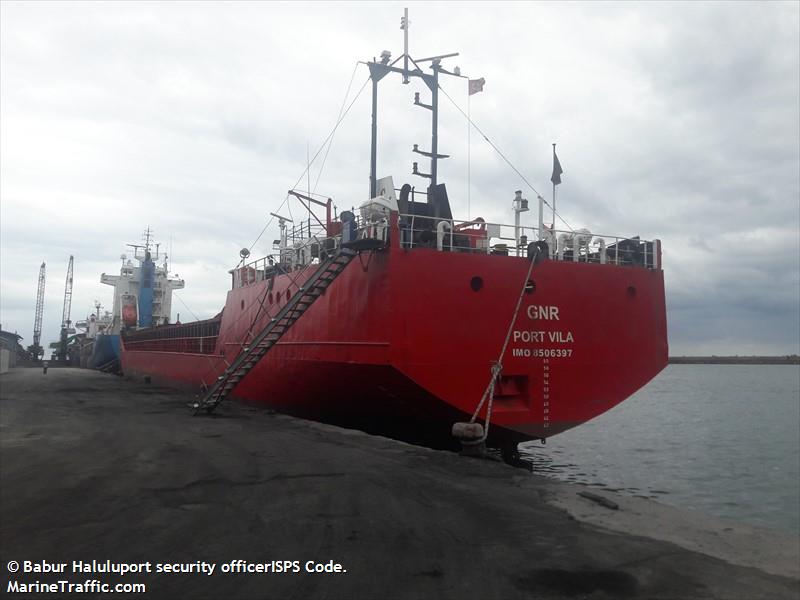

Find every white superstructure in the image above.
[100,232,185,332]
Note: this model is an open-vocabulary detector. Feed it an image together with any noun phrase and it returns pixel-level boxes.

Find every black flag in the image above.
[551,151,563,185]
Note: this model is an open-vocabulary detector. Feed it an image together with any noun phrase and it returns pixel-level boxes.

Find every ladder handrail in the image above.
[194,248,357,413]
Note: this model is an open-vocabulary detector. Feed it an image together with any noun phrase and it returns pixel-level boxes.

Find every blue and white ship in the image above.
[87,229,185,371]
[74,303,116,369]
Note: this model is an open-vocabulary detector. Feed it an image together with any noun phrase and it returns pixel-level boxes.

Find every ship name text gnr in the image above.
[526,305,559,320]
[518,304,573,344]
[511,304,575,358]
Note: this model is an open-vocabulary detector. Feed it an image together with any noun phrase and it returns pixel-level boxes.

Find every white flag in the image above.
[468,78,485,95]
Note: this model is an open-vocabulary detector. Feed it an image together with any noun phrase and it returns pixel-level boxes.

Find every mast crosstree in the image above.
[367,9,467,199]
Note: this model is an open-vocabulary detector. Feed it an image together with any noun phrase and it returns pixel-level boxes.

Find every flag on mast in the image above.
[551,149,563,185]
[468,77,485,95]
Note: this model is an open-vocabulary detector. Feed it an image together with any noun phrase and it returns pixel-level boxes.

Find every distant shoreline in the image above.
[669,356,800,365]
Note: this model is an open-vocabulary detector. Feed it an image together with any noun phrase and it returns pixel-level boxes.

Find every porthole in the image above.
[627,285,637,298]
[470,276,484,292]
[240,299,245,310]
[277,291,282,303]
[286,289,292,301]
[268,292,273,304]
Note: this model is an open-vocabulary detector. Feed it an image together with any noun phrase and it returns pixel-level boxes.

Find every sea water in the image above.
[520,364,800,534]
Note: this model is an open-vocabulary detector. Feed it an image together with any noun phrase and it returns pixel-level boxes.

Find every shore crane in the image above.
[57,255,74,363]
[28,262,46,361]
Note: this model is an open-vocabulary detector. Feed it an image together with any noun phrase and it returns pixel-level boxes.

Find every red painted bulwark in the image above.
[121,222,668,447]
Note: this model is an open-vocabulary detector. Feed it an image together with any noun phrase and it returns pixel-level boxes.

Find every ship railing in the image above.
[396,214,662,270]
[286,221,330,244]
[124,335,219,354]
[345,212,391,248]
[123,319,221,354]
[233,210,398,288]
[232,234,344,288]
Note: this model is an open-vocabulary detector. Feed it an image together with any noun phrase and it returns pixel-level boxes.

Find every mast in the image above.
[369,70,383,199]
[367,9,464,198]
[430,61,440,186]
[401,8,409,84]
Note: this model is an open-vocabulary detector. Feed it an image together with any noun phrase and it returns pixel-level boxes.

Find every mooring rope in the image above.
[469,251,539,441]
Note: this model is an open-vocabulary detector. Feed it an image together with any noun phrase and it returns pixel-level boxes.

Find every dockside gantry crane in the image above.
[28,262,46,361]
[57,255,74,363]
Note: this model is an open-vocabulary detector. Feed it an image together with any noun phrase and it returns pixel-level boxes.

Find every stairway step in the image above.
[198,251,354,412]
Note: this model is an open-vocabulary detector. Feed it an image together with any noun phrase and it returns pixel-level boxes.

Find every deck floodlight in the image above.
[380,50,391,64]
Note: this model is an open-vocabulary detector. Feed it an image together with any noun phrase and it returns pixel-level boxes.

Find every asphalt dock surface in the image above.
[1,368,798,599]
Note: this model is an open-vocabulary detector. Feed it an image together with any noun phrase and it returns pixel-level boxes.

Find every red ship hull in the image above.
[121,221,668,448]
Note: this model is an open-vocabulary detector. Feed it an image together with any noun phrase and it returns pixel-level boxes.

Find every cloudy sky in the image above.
[1,1,798,355]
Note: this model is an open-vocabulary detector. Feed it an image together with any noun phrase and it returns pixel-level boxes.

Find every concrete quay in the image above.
[1,368,798,599]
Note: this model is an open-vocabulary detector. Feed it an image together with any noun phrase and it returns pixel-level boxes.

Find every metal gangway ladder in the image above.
[193,248,357,414]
